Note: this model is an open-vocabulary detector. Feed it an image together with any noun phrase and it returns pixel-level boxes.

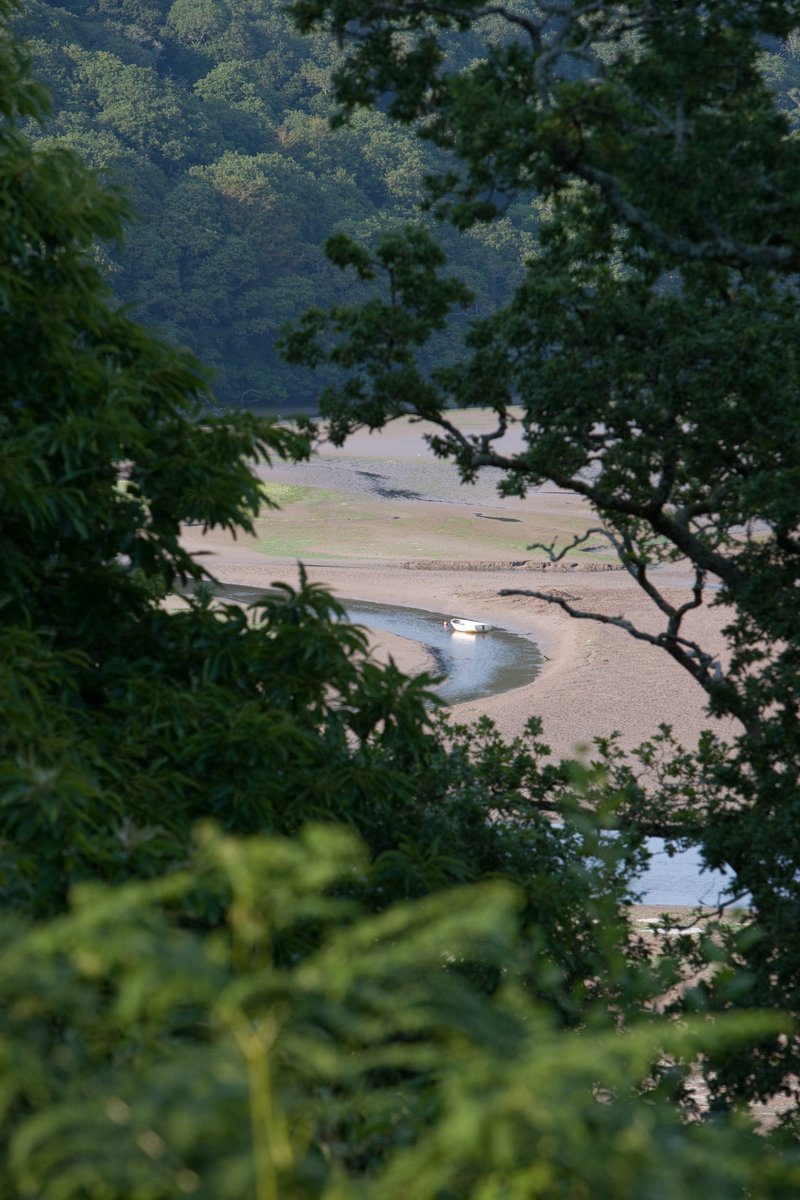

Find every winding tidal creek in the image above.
[343,597,543,704]
[213,584,543,704]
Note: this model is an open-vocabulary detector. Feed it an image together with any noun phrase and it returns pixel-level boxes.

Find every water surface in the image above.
[344,597,542,704]
[637,838,747,908]
[214,584,543,705]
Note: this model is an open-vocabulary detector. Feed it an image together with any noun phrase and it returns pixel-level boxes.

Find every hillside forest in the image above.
[14,0,546,410]
[20,2,800,412]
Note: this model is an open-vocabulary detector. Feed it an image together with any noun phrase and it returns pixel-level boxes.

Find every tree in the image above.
[0,0,643,1047]
[15,0,543,407]
[2,823,797,1199]
[284,0,800,1113]
[2,16,732,1183]
[166,0,230,51]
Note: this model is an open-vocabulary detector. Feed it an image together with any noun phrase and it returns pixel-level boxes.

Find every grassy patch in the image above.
[261,483,339,508]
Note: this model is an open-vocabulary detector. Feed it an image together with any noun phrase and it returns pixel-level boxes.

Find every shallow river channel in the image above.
[344,598,543,704]
[213,584,543,704]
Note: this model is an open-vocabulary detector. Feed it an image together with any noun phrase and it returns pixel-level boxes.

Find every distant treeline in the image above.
[15,0,541,408]
[17,3,800,409]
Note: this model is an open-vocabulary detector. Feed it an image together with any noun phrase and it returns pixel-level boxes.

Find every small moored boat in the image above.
[449,617,493,634]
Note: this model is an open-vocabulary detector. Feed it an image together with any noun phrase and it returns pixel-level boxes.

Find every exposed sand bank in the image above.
[181,414,735,759]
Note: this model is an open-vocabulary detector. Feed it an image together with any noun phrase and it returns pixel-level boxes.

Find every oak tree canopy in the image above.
[284,0,800,1107]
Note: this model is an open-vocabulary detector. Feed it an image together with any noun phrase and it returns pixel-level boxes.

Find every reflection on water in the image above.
[344,598,543,705]
[211,584,543,706]
[638,838,748,908]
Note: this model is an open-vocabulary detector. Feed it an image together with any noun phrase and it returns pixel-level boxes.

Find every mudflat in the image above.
[182,412,735,760]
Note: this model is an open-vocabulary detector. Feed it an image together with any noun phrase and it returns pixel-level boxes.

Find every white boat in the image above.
[449,617,493,634]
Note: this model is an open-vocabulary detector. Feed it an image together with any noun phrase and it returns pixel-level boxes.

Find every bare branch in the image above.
[477,405,510,452]
[612,527,703,631]
[527,526,614,562]
[469,4,544,46]
[498,585,725,696]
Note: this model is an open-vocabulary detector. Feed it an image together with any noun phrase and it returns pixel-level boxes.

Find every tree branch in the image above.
[527,525,614,562]
[497,585,724,696]
[578,162,799,270]
[427,432,743,587]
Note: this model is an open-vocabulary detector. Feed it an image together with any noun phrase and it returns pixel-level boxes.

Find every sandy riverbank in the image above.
[181,413,736,760]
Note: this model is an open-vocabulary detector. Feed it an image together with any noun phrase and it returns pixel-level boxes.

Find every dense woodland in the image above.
[14,0,541,409]
[15,4,800,413]
[4,0,800,1194]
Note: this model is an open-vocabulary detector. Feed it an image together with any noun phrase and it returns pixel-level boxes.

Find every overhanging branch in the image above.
[498,585,724,695]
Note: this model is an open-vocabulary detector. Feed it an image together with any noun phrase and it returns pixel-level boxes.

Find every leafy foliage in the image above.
[2,824,797,1199]
[284,0,800,1112]
[3,0,800,1183]
[0,1,637,1041]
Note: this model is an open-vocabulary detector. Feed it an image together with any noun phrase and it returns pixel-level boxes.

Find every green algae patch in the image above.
[261,483,339,508]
